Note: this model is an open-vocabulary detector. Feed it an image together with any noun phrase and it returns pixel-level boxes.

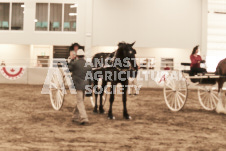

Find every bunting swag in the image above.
[0,66,25,80]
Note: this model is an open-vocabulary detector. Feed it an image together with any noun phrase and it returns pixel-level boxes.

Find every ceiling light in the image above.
[69,13,77,16]
[21,4,25,8]
[70,4,78,8]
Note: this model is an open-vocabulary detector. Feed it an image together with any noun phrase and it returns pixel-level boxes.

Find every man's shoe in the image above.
[80,121,89,125]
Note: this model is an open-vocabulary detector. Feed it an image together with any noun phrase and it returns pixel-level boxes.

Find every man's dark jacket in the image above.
[69,58,92,90]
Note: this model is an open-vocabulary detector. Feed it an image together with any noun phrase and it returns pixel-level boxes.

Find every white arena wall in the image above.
[0,67,48,85]
[1,0,219,89]
[1,67,225,89]
[0,44,30,66]
[92,0,203,49]
[92,46,191,69]
[0,0,207,53]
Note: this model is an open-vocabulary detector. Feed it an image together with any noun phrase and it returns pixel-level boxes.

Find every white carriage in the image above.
[163,62,221,112]
[49,62,108,111]
[49,63,73,110]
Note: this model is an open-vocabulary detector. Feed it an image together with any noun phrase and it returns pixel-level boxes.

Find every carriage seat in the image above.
[204,72,215,76]
[181,60,205,66]
[181,63,191,66]
[181,63,191,74]
[182,70,190,74]
[180,62,217,84]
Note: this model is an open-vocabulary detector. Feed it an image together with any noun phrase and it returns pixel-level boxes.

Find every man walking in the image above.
[69,49,92,125]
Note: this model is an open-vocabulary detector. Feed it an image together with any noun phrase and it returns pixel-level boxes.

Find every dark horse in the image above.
[92,42,138,119]
[216,58,226,92]
[216,58,226,113]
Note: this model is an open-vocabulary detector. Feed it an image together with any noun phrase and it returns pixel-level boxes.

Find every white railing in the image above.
[0,59,51,68]
[0,58,184,71]
[0,58,218,73]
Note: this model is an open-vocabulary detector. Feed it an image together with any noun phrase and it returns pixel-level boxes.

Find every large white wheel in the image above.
[198,86,219,111]
[49,70,65,110]
[164,78,188,112]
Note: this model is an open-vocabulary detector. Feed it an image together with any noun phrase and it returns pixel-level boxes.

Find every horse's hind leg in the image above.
[99,80,107,114]
[108,83,116,119]
[93,79,98,113]
[216,78,226,114]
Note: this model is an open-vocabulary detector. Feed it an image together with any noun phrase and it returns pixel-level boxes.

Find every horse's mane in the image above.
[115,42,129,58]
[93,42,127,59]
[118,42,127,47]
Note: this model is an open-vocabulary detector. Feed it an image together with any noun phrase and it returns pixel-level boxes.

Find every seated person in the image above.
[68,43,85,62]
[190,45,206,76]
[68,48,76,63]
[68,43,79,62]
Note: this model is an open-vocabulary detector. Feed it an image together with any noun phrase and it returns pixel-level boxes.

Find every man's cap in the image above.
[77,49,85,56]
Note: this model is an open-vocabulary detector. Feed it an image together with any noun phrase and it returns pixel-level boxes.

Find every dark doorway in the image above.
[37,56,49,67]
[53,46,69,59]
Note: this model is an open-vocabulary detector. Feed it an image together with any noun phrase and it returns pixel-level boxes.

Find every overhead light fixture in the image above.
[21,4,25,8]
[70,4,78,8]
[34,19,38,22]
[69,13,77,16]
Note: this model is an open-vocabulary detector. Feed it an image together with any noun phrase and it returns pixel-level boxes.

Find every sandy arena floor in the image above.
[0,84,226,150]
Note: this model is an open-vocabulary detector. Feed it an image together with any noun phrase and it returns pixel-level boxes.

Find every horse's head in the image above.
[116,42,138,77]
[117,42,136,59]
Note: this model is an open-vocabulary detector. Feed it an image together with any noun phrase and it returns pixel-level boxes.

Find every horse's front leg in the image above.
[108,82,116,119]
[99,80,107,114]
[122,81,131,119]
[93,80,98,113]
